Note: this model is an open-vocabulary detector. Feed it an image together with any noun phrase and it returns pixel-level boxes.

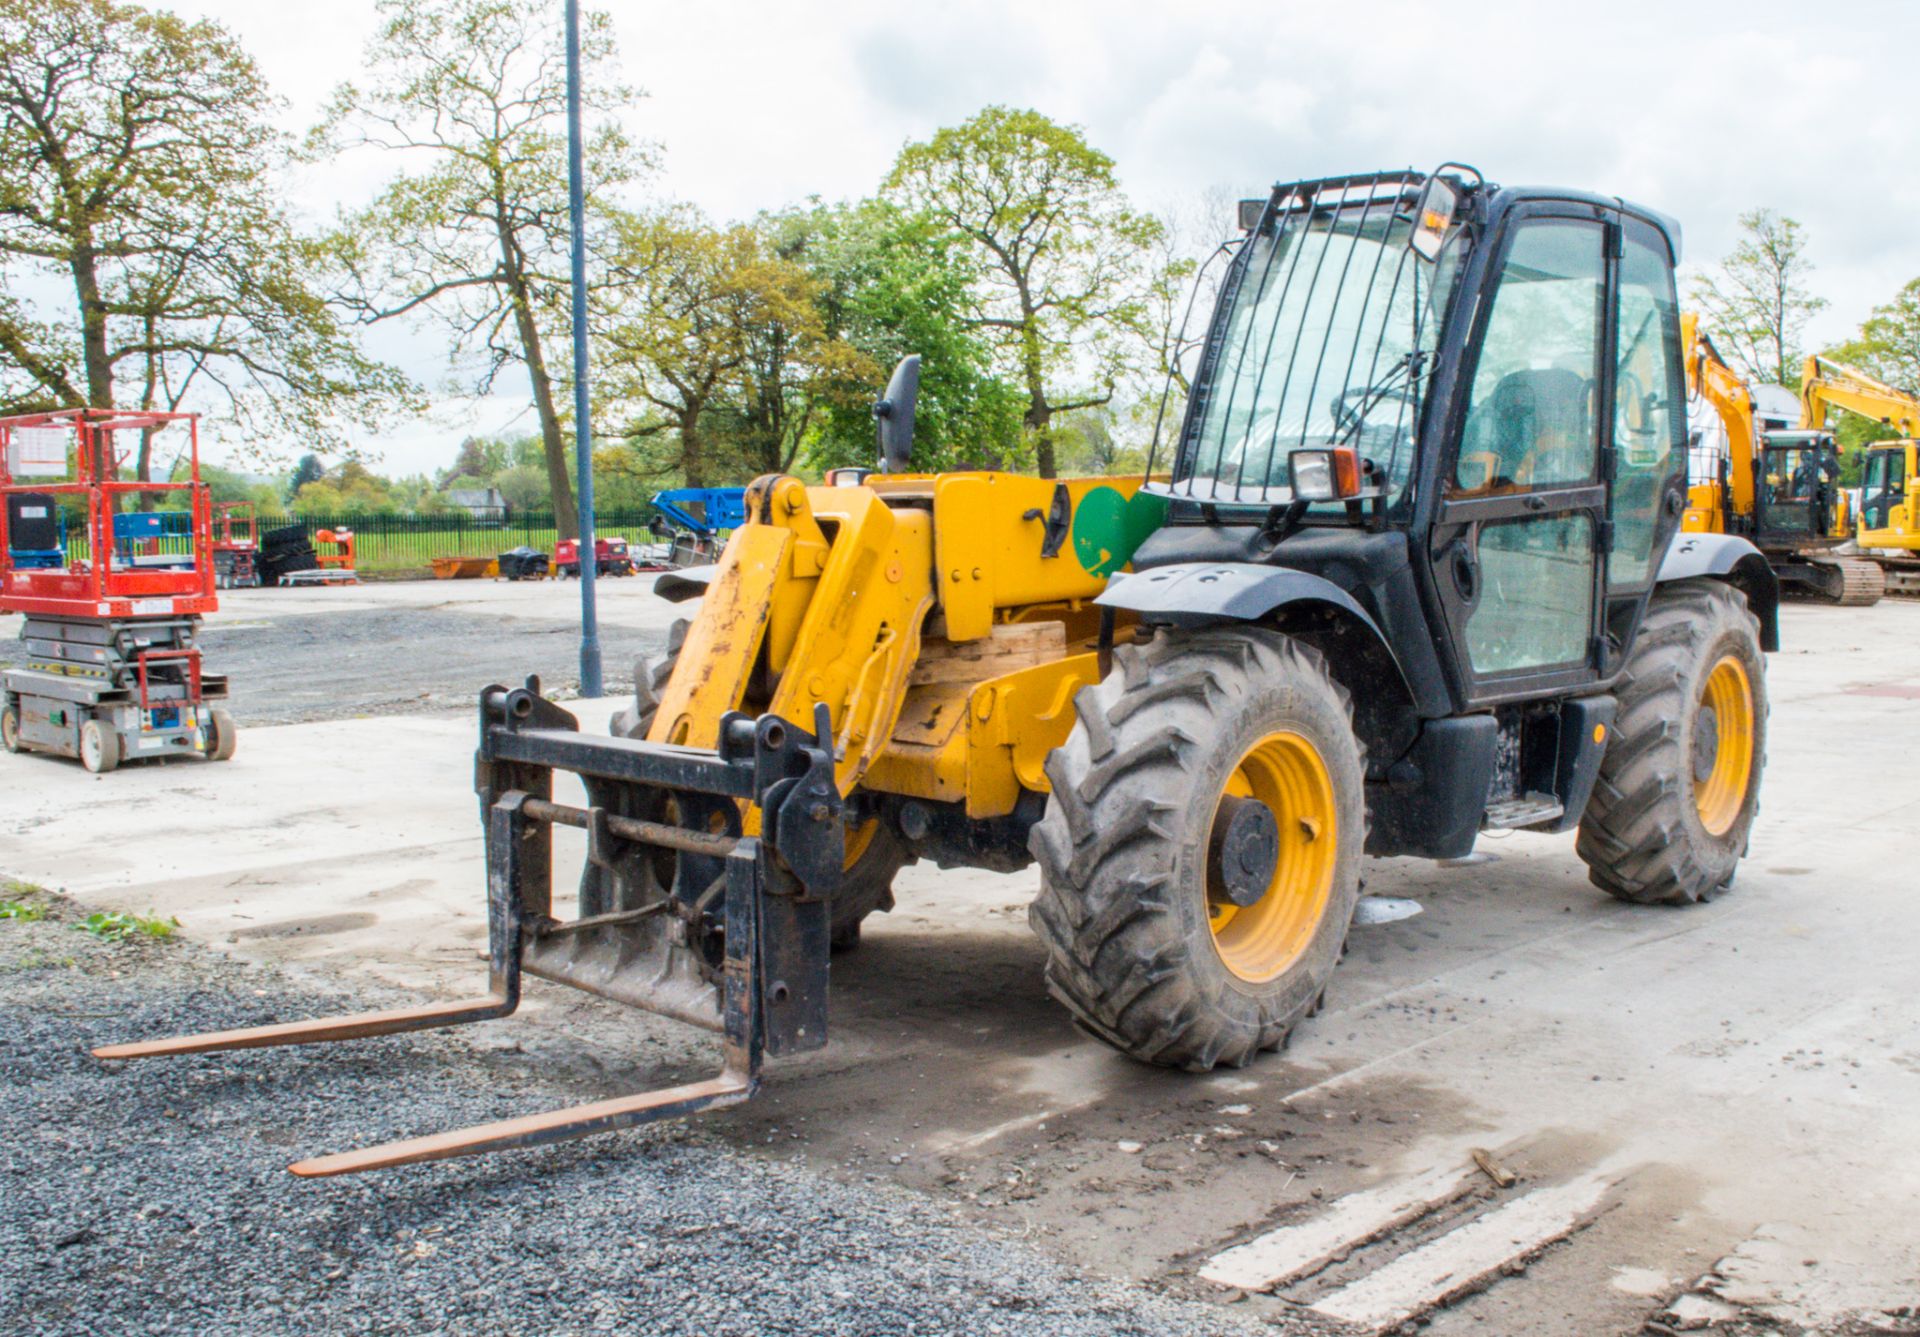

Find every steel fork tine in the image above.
[91,993,517,1060]
[288,1060,754,1177]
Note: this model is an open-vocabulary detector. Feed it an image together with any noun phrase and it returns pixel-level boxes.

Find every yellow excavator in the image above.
[1799,353,1920,596]
[1682,314,1884,604]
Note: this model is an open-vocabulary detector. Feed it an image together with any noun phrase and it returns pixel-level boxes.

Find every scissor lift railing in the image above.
[0,409,216,620]
[0,409,233,770]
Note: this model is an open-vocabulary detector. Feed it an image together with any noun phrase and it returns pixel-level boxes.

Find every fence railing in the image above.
[278,509,663,573]
[19,507,673,575]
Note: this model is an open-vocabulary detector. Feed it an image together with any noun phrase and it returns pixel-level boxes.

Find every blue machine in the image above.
[112,509,195,567]
[650,488,745,538]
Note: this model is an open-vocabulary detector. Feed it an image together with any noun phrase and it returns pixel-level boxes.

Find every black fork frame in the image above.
[93,678,845,1177]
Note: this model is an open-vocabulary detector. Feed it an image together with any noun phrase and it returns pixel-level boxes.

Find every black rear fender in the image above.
[1655,533,1779,651]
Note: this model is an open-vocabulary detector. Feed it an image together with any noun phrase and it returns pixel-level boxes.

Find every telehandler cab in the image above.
[99,166,1777,1175]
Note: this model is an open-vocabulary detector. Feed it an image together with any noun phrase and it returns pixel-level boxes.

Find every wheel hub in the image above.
[1691,706,1719,783]
[1209,795,1280,908]
[1694,655,1755,837]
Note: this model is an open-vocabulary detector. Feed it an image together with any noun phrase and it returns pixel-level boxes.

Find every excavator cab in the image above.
[1754,431,1844,542]
[1860,444,1914,543]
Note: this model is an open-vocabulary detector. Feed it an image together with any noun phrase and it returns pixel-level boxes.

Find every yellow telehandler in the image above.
[98,166,1779,1177]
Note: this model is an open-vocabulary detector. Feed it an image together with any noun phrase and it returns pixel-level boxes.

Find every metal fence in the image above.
[22,506,671,575]
[282,508,662,573]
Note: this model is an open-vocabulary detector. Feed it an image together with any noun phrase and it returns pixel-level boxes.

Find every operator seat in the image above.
[1456,366,1590,496]
[1489,367,1588,484]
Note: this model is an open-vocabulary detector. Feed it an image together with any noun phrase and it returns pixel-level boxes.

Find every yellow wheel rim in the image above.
[1694,656,1754,837]
[843,818,878,871]
[1206,731,1338,984]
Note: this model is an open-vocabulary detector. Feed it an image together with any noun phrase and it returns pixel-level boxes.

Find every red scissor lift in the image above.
[212,501,260,588]
[0,408,235,771]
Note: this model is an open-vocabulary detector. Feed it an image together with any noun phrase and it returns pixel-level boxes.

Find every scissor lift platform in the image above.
[3,615,232,771]
[0,408,238,772]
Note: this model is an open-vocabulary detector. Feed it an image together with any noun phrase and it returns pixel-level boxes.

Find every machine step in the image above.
[1482,792,1565,831]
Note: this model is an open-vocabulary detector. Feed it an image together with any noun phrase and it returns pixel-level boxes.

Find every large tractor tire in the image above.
[1029,627,1366,1071]
[610,618,689,742]
[610,618,909,947]
[1577,579,1767,905]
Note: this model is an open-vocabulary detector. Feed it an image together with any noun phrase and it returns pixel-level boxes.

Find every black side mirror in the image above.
[874,355,921,474]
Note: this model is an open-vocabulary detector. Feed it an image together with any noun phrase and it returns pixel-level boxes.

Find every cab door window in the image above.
[1452,221,1605,495]
[1863,450,1905,531]
[1447,217,1607,681]
[1609,228,1684,586]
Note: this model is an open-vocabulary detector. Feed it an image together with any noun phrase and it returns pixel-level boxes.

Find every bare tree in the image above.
[1690,208,1828,387]
[317,0,647,537]
[0,0,411,477]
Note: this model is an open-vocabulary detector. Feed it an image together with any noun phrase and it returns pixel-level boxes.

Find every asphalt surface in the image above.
[0,575,682,729]
[0,892,1274,1337]
[0,607,655,729]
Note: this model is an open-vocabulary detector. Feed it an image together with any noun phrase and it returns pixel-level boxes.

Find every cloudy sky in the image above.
[176,0,1920,475]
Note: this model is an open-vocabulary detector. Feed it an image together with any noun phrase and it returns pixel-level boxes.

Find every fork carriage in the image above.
[95,679,846,1176]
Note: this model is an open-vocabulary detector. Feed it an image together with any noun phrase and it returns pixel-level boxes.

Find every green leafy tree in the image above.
[776,199,1024,474]
[588,442,656,509]
[597,207,865,484]
[172,461,287,516]
[886,107,1164,477]
[1051,407,1148,476]
[738,222,877,478]
[0,0,411,478]
[316,0,647,538]
[492,462,550,511]
[291,458,402,515]
[286,452,326,499]
[1689,209,1828,388]
[442,435,512,486]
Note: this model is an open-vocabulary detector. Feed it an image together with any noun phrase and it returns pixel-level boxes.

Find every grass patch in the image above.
[72,911,179,943]
[0,899,47,922]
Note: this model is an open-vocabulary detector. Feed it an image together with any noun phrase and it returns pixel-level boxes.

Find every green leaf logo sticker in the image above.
[1071,486,1168,578]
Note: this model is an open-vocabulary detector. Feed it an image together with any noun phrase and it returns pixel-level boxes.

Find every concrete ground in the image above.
[3,581,1919,1334]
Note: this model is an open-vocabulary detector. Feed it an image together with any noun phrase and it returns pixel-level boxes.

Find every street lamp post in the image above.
[565,0,603,697]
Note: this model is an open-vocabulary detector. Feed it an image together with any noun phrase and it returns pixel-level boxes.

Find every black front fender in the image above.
[1097,562,1377,628]
[1098,562,1420,753]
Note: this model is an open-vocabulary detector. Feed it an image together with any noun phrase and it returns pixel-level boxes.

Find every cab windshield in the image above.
[1174,183,1465,508]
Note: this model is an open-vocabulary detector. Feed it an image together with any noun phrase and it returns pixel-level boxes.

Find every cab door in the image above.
[1600,217,1689,668]
[1429,207,1613,705]
[1860,447,1906,545]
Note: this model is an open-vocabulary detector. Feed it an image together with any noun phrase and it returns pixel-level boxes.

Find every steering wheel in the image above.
[1331,382,1418,438]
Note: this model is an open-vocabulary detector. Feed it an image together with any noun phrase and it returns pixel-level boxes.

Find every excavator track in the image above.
[1815,556,1887,606]
[1868,555,1920,600]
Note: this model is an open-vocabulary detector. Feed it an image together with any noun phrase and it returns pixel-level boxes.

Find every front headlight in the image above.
[1290,450,1335,501]
[1289,447,1361,501]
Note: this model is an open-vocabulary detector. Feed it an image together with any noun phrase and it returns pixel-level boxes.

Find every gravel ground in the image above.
[0,889,1272,1337]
